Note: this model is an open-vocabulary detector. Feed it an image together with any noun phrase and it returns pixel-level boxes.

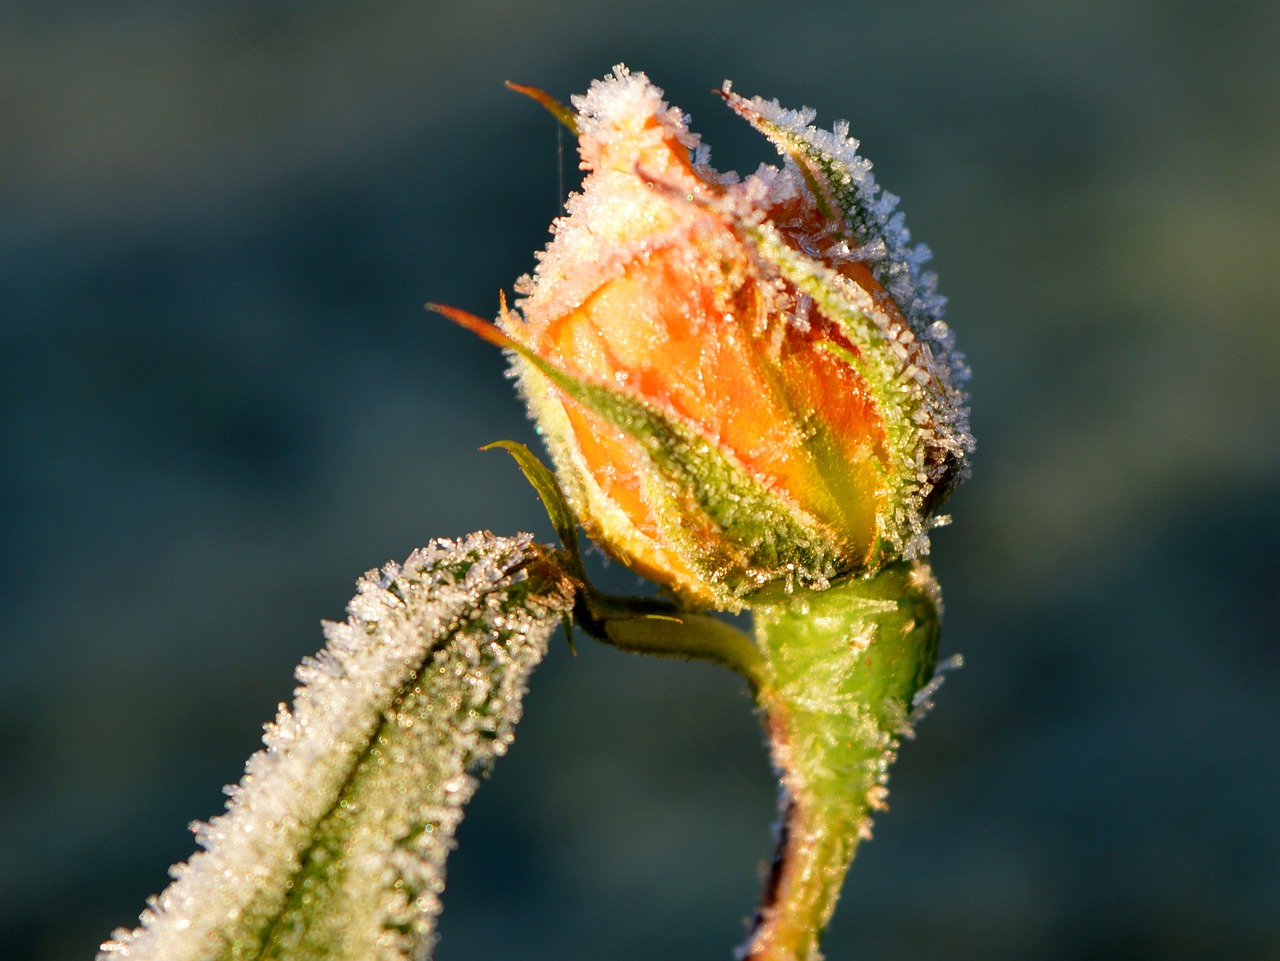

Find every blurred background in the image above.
[2,1,1277,959]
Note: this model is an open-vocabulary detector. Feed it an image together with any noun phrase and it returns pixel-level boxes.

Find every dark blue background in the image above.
[2,2,1277,959]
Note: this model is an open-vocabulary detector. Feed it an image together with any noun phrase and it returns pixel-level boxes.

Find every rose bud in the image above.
[437,66,972,609]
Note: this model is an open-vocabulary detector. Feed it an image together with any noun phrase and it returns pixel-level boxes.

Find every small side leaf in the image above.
[482,440,584,579]
[100,532,575,961]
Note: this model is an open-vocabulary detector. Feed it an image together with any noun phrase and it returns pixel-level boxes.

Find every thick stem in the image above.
[741,562,941,961]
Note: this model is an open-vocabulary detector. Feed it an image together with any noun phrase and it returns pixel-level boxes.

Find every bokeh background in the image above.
[3,2,1277,959]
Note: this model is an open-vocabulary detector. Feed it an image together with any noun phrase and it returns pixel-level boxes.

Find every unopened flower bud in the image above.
[450,66,972,608]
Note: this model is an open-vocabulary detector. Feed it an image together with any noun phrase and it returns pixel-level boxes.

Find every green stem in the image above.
[578,590,765,687]
[741,562,941,961]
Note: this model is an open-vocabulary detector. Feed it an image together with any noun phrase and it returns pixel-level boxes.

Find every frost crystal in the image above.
[100,532,574,961]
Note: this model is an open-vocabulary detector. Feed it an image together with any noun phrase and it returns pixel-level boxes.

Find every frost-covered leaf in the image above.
[100,532,575,961]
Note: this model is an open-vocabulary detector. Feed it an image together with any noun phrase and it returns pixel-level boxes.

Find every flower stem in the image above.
[742,562,941,961]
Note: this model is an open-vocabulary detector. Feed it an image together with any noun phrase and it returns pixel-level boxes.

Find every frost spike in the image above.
[99,533,575,961]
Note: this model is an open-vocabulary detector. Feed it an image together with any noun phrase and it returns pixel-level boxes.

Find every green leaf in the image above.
[100,533,575,961]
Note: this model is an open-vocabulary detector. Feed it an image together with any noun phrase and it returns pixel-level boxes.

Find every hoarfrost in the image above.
[100,532,573,961]
[907,653,964,731]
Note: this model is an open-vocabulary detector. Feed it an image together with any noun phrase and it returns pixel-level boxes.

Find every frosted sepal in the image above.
[100,532,574,961]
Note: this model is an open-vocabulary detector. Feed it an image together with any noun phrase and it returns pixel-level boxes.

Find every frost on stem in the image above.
[100,532,574,961]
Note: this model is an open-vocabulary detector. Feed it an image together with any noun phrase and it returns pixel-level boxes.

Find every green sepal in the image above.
[511,345,845,599]
[735,217,931,564]
[482,439,585,580]
[428,302,848,602]
[473,418,763,680]
[720,88,875,253]
[479,437,763,681]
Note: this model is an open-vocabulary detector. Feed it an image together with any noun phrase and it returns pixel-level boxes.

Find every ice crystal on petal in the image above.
[907,653,963,731]
[99,532,573,961]
[572,63,702,165]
